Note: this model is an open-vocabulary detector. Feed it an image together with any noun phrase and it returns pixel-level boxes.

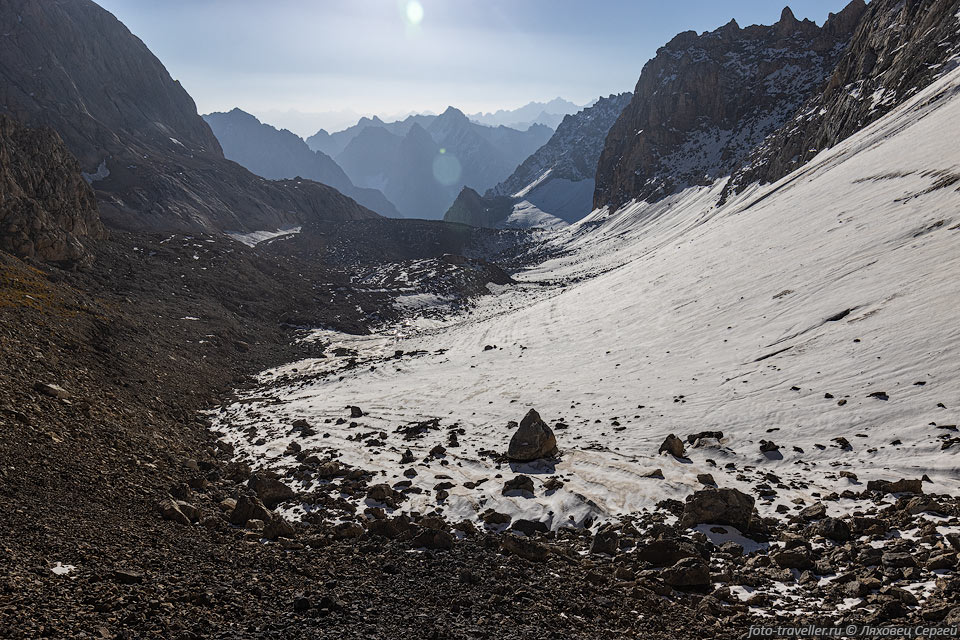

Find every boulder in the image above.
[502,475,535,496]
[660,557,711,589]
[366,483,403,508]
[411,529,454,550]
[247,474,295,508]
[501,534,550,562]
[157,498,190,526]
[507,410,558,461]
[686,431,723,445]
[510,519,549,537]
[679,488,755,531]
[658,434,685,457]
[807,517,851,542]
[263,517,296,540]
[867,478,923,495]
[635,538,702,567]
[589,528,619,556]
[34,382,70,399]
[229,495,273,526]
[771,547,814,570]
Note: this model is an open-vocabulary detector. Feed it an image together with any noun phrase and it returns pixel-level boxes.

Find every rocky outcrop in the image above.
[0,0,378,232]
[726,0,960,196]
[594,2,866,210]
[0,115,105,267]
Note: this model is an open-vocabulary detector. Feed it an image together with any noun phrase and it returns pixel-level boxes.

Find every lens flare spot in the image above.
[432,153,461,186]
[405,1,424,26]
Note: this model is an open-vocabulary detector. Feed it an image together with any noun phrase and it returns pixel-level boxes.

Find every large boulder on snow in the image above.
[507,410,558,462]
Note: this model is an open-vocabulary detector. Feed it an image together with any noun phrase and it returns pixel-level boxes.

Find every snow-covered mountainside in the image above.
[213,54,960,548]
[594,2,866,211]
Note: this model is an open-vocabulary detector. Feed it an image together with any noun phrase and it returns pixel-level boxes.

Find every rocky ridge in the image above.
[202,109,401,218]
[726,0,960,196]
[594,2,867,210]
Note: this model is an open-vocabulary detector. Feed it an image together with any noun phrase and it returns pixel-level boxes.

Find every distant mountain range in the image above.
[303,107,553,219]
[203,109,400,218]
[444,93,632,229]
[468,98,585,130]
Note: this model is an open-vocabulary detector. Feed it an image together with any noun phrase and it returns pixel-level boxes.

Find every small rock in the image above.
[157,498,190,526]
[34,382,69,399]
[502,475,535,496]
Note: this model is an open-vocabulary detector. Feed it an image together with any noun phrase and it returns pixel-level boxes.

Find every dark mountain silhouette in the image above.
[203,109,400,218]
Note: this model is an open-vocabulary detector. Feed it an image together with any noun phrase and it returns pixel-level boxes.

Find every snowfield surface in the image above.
[226,226,302,247]
[214,67,960,531]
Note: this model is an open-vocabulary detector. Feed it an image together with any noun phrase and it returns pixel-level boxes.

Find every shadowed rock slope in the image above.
[0,0,378,232]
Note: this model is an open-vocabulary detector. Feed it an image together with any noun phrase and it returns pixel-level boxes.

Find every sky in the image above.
[95,0,856,136]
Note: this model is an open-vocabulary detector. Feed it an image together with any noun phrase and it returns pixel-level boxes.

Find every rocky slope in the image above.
[0,0,378,232]
[203,109,400,218]
[726,0,960,196]
[0,115,106,267]
[594,2,867,210]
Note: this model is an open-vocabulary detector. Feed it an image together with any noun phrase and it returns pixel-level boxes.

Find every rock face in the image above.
[507,410,558,462]
[726,0,960,196]
[594,3,865,210]
[679,488,756,531]
[0,0,378,232]
[202,109,400,218]
[0,115,105,266]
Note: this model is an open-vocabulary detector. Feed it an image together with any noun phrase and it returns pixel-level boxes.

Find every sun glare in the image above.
[405,1,424,26]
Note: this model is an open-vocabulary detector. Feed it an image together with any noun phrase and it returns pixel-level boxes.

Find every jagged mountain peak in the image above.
[594,1,865,210]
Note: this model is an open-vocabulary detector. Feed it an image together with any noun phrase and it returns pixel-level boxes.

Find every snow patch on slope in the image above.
[226,226,302,247]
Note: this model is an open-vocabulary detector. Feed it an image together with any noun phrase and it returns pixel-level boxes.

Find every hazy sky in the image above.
[95,0,855,135]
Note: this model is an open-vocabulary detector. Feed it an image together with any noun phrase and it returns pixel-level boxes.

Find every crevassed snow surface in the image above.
[214,68,960,529]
